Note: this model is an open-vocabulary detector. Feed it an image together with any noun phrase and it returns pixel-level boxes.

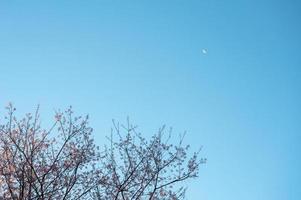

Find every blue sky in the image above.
[0,0,300,199]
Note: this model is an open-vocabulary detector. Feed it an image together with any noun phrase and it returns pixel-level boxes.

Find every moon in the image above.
[201,49,207,54]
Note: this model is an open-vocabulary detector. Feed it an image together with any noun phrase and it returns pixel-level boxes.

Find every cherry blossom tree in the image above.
[0,105,204,200]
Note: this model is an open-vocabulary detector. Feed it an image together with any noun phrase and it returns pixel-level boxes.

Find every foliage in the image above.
[0,104,204,200]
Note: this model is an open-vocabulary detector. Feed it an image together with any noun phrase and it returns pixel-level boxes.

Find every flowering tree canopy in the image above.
[0,105,204,200]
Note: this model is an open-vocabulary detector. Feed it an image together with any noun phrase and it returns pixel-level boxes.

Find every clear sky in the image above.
[0,0,300,199]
